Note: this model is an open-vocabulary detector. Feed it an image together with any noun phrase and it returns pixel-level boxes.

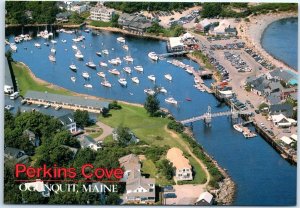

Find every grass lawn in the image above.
[90,20,112,27]
[88,128,103,139]
[12,62,72,96]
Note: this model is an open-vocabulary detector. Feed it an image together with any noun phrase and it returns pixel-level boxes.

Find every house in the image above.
[23,129,40,147]
[4,58,14,94]
[194,19,211,32]
[225,27,237,36]
[280,87,297,100]
[77,135,101,151]
[90,6,115,22]
[58,113,78,134]
[209,20,232,36]
[269,68,297,84]
[112,129,139,145]
[269,103,293,118]
[61,145,78,158]
[168,37,184,52]
[271,114,296,128]
[118,13,152,34]
[195,191,213,205]
[56,12,72,22]
[280,136,294,146]
[4,147,29,162]
[67,2,88,14]
[266,92,282,105]
[290,134,297,142]
[166,147,193,181]
[119,154,141,181]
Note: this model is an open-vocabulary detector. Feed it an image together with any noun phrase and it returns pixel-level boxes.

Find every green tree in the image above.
[106,192,120,205]
[69,11,85,24]
[115,126,132,147]
[157,159,174,180]
[201,3,223,18]
[74,110,90,127]
[144,93,160,117]
[49,146,75,166]
[111,14,119,27]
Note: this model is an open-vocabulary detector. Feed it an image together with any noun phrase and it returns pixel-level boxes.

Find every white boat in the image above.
[84,84,93,88]
[148,75,156,82]
[134,66,143,72]
[108,58,122,65]
[44,103,51,109]
[243,131,257,138]
[108,69,120,75]
[86,61,97,69]
[72,45,78,50]
[122,45,129,50]
[97,72,106,78]
[165,97,178,105]
[96,51,102,56]
[102,49,109,55]
[55,105,62,110]
[34,43,41,48]
[82,72,90,79]
[124,56,134,62]
[71,76,76,82]
[144,88,155,96]
[10,43,17,51]
[69,64,77,71]
[51,40,57,44]
[118,78,127,86]
[75,51,84,59]
[44,42,49,46]
[61,39,67,43]
[185,68,193,74]
[84,29,90,33]
[148,52,158,61]
[5,105,14,111]
[101,80,112,88]
[123,67,132,74]
[48,55,56,62]
[99,62,108,67]
[159,87,167,94]
[164,74,173,81]
[50,48,56,54]
[117,37,125,43]
[233,124,243,133]
[131,77,139,84]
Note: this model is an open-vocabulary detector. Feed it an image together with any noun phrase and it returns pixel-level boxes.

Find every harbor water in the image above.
[261,17,298,70]
[5,26,297,205]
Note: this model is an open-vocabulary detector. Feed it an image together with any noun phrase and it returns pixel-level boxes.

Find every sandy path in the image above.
[93,121,114,141]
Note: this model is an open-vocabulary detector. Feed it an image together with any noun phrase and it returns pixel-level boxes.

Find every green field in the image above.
[11,62,72,96]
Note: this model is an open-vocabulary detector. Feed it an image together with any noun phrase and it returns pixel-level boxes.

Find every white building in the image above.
[168,37,184,52]
[167,147,193,181]
[58,113,77,134]
[271,114,297,128]
[67,2,88,14]
[90,6,115,22]
[209,20,232,36]
[195,191,213,205]
[77,135,101,151]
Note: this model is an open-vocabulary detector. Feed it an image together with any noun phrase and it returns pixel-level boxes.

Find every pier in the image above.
[157,50,190,57]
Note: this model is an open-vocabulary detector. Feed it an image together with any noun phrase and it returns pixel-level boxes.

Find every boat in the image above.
[102,49,109,55]
[124,56,134,62]
[61,39,67,43]
[51,40,57,44]
[48,54,56,62]
[101,80,112,88]
[185,97,192,101]
[82,72,90,79]
[44,42,49,46]
[96,51,102,56]
[122,45,129,50]
[131,77,139,84]
[148,75,156,82]
[165,97,178,105]
[144,88,156,96]
[123,67,132,74]
[10,43,17,51]
[99,62,108,67]
[55,105,62,110]
[233,124,243,133]
[118,78,127,87]
[21,99,27,105]
[134,66,143,72]
[84,84,93,88]
[84,29,90,33]
[164,74,173,81]
[97,72,106,78]
[71,76,76,82]
[44,103,51,109]
[72,45,78,50]
[34,43,41,48]
[159,87,167,94]
[50,47,56,54]
[148,52,158,61]
[108,69,120,75]
[117,37,125,43]
[69,64,77,71]
[108,58,122,65]
[243,130,257,138]
[75,51,84,59]
[185,68,193,74]
[5,105,14,111]
[86,61,97,69]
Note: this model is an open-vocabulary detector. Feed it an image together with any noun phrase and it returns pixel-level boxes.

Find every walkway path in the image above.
[93,121,114,141]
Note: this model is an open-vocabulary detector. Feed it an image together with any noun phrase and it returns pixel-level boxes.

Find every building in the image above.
[168,37,184,52]
[4,147,29,162]
[166,147,193,181]
[118,13,152,34]
[269,68,298,85]
[4,58,15,94]
[58,113,78,134]
[195,191,213,205]
[77,135,101,151]
[119,154,141,181]
[209,20,234,36]
[269,103,293,118]
[67,2,88,14]
[90,6,115,22]
[23,129,40,147]
[271,114,297,128]
[194,19,211,32]
[56,12,72,22]
[112,129,139,145]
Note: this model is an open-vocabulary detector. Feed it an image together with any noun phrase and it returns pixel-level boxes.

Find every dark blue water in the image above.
[261,17,298,70]
[6,28,297,205]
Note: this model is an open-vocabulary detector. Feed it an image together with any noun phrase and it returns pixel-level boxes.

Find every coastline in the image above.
[238,12,298,72]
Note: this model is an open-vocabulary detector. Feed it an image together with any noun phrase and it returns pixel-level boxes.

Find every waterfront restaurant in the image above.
[24,90,109,113]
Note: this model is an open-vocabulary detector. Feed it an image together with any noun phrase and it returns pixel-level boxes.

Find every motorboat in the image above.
[75,51,84,59]
[117,37,125,43]
[44,42,49,46]
[10,43,17,51]
[144,88,155,96]
[61,39,67,43]
[21,99,27,105]
[48,54,56,62]
[233,124,243,133]
[159,87,167,94]
[86,61,97,69]
[84,84,93,88]
[122,45,129,50]
[5,105,14,111]
[55,105,62,110]
[243,131,257,138]
[96,51,102,56]
[101,80,112,88]
[186,97,192,101]
[82,72,90,79]
[102,49,109,55]
[34,43,41,48]
[69,64,77,71]
[185,68,193,74]
[165,97,178,105]
[108,58,122,65]
[108,69,120,75]
[134,66,143,72]
[51,40,57,44]
[148,75,156,82]
[131,77,139,84]
[84,29,90,33]
[71,76,76,82]
[99,62,108,67]
[118,78,127,87]
[97,72,106,78]
[148,52,158,61]
[124,56,134,62]
[123,67,132,74]
[164,74,173,81]
[72,45,78,50]
[50,47,56,54]
[44,104,51,109]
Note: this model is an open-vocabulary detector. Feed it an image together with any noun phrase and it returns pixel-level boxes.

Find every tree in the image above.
[74,110,90,127]
[167,120,184,133]
[201,3,223,18]
[115,126,132,147]
[49,146,75,166]
[106,192,120,205]
[144,93,160,117]
[157,159,174,180]
[111,14,119,27]
[108,101,122,110]
[69,11,85,24]
[5,51,13,62]
[102,107,110,117]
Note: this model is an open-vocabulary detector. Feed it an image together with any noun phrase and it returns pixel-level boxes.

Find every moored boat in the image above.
[148,75,156,82]
[134,65,143,72]
[131,77,139,84]
[123,67,132,74]
[124,56,134,62]
[108,69,120,75]
[118,78,127,87]
[97,72,106,78]
[96,51,102,56]
[10,43,17,51]
[101,80,112,88]
[99,62,108,67]
[86,61,97,69]
[84,84,93,88]
[164,74,173,81]
[82,71,90,79]
[144,88,155,96]
[117,37,125,43]
[148,52,158,61]
[75,51,84,59]
[69,64,77,71]
[165,97,178,105]
[122,45,129,50]
[71,76,76,82]
[34,43,41,48]
[102,49,109,55]
[72,45,78,50]
[159,87,168,94]
[48,54,56,62]
[233,124,243,133]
